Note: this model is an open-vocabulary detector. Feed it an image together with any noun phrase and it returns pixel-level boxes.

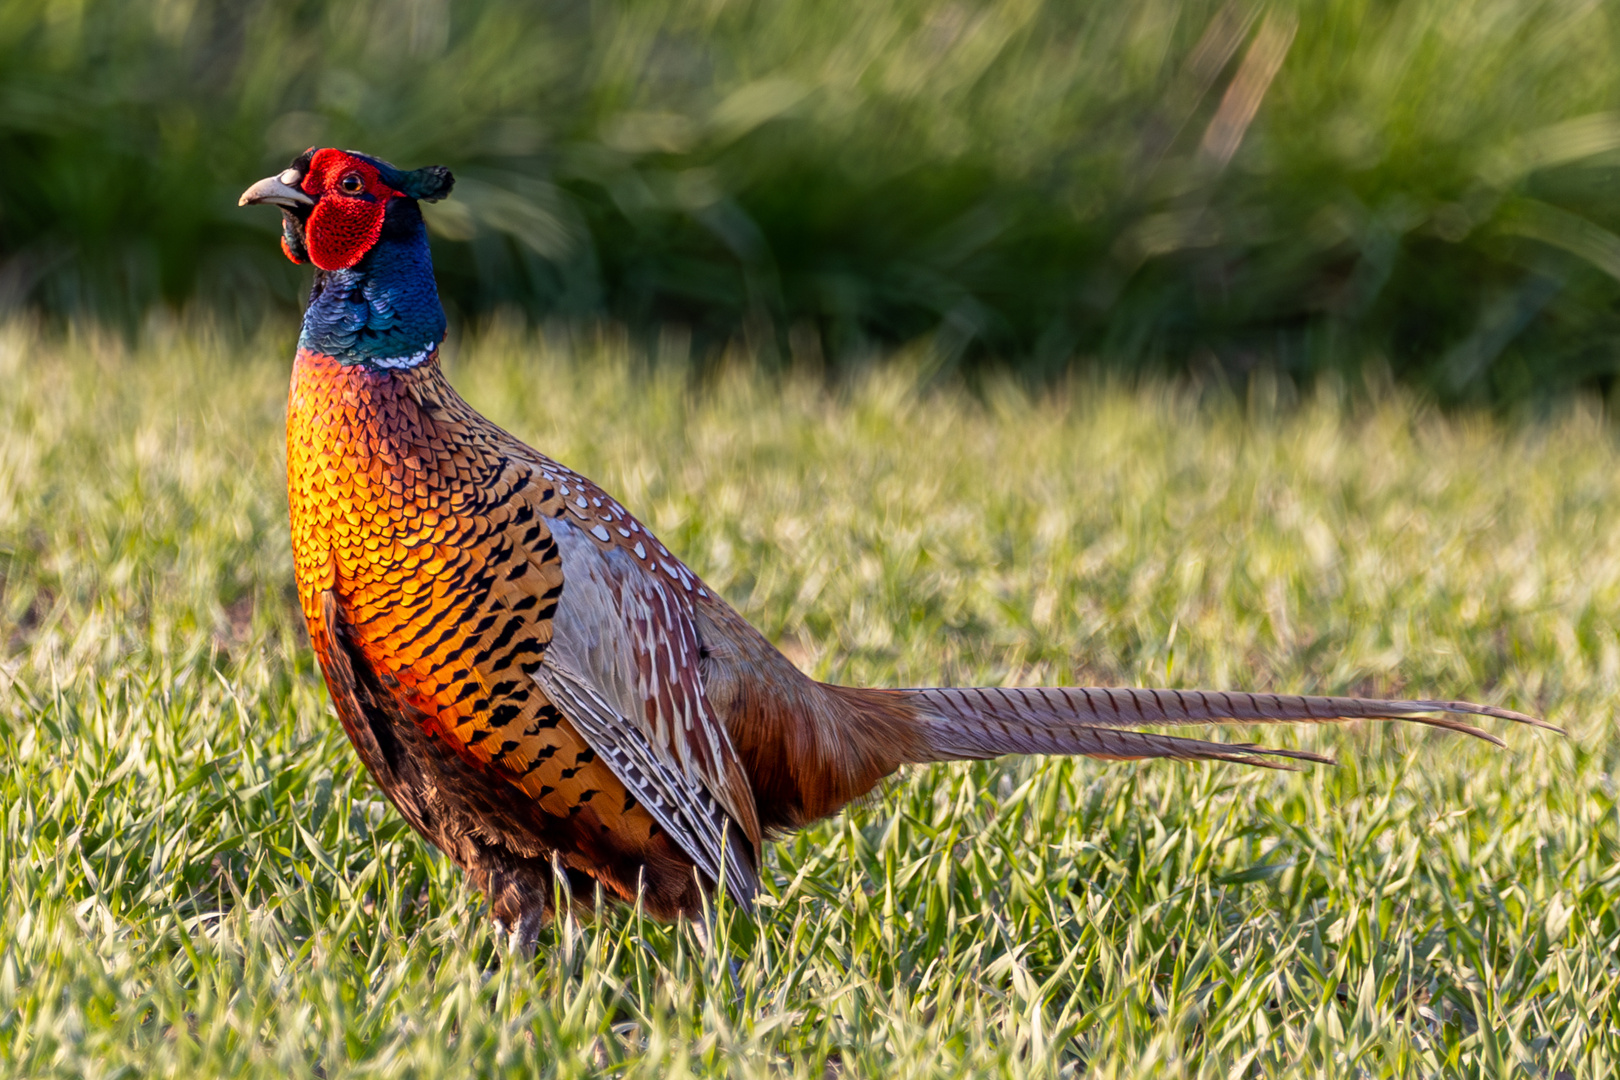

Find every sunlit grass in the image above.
[0,321,1615,1077]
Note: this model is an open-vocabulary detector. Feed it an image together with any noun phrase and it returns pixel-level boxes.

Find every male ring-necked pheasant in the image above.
[242,149,1553,945]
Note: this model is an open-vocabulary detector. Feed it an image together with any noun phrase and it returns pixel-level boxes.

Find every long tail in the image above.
[871,686,1557,769]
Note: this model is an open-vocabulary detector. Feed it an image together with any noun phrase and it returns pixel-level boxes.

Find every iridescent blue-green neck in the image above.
[298,198,445,368]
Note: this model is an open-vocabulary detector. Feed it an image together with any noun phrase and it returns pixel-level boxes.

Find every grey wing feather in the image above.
[534,657,758,909]
[534,520,759,908]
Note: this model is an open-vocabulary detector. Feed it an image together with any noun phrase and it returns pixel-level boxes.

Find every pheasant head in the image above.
[240,148,455,368]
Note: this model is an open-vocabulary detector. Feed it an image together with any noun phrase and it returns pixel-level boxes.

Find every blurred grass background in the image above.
[7,0,1620,400]
[0,325,1614,1076]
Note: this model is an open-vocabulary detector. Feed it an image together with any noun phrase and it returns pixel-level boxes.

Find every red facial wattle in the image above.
[300,149,402,271]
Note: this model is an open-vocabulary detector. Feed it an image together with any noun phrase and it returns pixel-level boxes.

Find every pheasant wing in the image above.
[532,509,763,899]
[533,656,759,907]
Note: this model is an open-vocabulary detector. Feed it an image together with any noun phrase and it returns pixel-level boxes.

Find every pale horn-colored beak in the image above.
[238,168,314,209]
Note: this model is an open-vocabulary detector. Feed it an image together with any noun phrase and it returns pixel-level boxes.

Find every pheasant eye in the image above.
[339,173,365,195]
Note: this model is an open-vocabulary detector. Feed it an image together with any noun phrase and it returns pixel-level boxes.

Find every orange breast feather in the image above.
[285,350,680,903]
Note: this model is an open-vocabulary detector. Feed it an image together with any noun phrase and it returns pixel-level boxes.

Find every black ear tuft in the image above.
[346,151,456,202]
[402,165,454,202]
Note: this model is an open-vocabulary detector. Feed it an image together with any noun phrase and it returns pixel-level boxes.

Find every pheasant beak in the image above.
[239,169,314,209]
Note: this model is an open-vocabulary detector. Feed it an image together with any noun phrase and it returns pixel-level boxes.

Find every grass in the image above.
[0,319,1617,1077]
[8,0,1620,396]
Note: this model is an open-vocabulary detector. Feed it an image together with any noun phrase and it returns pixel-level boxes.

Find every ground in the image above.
[0,322,1614,1077]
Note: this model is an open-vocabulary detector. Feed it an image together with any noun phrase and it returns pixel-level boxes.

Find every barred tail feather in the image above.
[893,686,1555,769]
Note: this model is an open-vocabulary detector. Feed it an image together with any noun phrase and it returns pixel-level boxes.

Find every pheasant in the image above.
[241,149,1553,945]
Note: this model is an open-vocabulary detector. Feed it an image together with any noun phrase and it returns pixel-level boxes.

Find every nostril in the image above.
[279,168,302,185]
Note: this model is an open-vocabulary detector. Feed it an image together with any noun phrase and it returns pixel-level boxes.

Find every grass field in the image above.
[0,321,1616,1077]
